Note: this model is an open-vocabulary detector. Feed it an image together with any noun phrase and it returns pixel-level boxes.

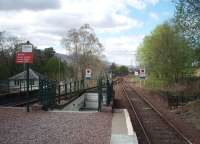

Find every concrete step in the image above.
[79,107,98,111]
[31,103,43,110]
[85,93,98,101]
[85,101,98,109]
[101,106,112,112]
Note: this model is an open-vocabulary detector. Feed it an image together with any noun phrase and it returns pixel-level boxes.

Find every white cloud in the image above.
[103,35,144,65]
[149,12,159,20]
[0,0,60,11]
[126,0,159,10]
[0,0,144,46]
[95,14,143,33]
[147,0,160,5]
[0,0,160,65]
[126,0,146,10]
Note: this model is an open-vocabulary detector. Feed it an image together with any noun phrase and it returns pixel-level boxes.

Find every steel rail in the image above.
[119,79,151,144]
[123,79,193,144]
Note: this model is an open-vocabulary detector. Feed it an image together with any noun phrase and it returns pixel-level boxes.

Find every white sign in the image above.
[134,71,139,76]
[85,68,92,79]
[139,68,145,78]
[22,45,32,52]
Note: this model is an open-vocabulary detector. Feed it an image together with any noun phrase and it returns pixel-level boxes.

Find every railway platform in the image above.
[111,109,138,144]
[0,106,138,144]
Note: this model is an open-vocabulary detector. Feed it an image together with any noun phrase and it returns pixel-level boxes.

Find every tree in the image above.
[110,63,117,73]
[0,31,24,79]
[118,66,128,74]
[44,57,65,80]
[44,47,55,59]
[110,63,128,75]
[0,31,73,80]
[175,0,200,47]
[137,22,192,83]
[62,28,80,79]
[175,0,200,65]
[62,24,104,79]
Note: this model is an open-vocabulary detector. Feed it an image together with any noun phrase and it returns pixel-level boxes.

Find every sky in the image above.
[0,0,175,66]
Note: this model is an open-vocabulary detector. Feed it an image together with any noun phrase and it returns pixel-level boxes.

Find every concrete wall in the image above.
[63,93,99,111]
[85,93,98,109]
[62,95,85,111]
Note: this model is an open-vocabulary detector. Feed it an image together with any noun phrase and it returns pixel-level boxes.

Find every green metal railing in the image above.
[39,79,97,109]
[39,75,113,111]
[39,80,56,110]
[97,77,103,112]
[57,79,86,103]
[106,79,113,106]
[97,76,113,112]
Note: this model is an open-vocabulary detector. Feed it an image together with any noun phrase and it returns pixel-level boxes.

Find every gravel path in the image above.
[0,108,112,144]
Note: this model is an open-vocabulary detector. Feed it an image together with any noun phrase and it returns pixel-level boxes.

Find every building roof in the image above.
[9,68,47,80]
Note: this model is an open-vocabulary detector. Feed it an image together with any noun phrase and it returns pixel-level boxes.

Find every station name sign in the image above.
[16,42,33,64]
[22,45,32,52]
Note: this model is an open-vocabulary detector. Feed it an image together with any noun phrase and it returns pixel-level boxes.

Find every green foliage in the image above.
[0,33,24,79]
[32,47,56,74]
[137,22,192,85]
[110,63,117,73]
[145,75,169,89]
[175,0,200,48]
[0,63,10,80]
[175,0,200,66]
[0,30,104,81]
[118,66,128,74]
[110,63,128,75]
[44,57,65,80]
[0,34,69,80]
[44,47,55,59]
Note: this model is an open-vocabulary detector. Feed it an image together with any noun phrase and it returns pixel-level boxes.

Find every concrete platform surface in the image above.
[0,107,112,144]
[111,109,138,144]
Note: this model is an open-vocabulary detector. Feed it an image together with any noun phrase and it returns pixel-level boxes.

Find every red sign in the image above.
[16,52,33,64]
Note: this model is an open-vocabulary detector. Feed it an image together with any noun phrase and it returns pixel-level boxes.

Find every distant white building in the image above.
[9,69,46,92]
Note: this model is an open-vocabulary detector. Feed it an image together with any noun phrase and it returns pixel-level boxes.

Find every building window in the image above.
[14,80,20,86]
[29,80,34,85]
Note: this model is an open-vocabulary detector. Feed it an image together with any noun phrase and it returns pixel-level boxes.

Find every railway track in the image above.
[118,78,192,144]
